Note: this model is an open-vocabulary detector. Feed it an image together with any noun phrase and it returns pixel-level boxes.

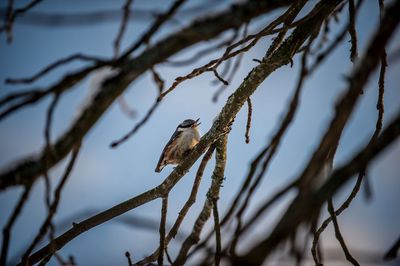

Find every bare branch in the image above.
[212,199,222,266]
[312,1,388,258]
[0,184,32,266]
[0,64,99,122]
[348,0,358,62]
[327,199,360,265]
[114,0,134,58]
[384,236,400,261]
[158,196,168,266]
[312,173,363,265]
[120,0,188,58]
[110,68,164,148]
[5,54,106,85]
[212,24,248,102]
[125,252,133,266]
[2,0,44,42]
[244,97,252,144]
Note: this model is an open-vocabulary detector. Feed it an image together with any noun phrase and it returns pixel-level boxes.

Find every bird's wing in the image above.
[155,129,181,172]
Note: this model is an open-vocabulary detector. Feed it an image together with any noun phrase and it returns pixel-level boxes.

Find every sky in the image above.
[0,0,400,265]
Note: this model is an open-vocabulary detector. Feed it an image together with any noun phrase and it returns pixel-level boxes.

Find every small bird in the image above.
[155,118,201,172]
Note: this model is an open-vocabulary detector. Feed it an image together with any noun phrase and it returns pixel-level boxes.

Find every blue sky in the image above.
[1,1,399,265]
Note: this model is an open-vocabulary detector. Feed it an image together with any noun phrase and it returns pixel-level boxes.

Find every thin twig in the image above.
[309,0,364,74]
[120,0,187,58]
[212,69,228,86]
[312,173,363,264]
[110,68,164,148]
[312,2,387,260]
[2,0,43,42]
[158,196,168,266]
[0,184,32,266]
[212,23,248,102]
[384,236,400,261]
[0,64,99,122]
[327,199,360,265]
[5,54,105,85]
[245,97,252,144]
[348,0,358,62]
[212,199,221,266]
[114,0,133,58]
[125,251,133,266]
[168,28,239,67]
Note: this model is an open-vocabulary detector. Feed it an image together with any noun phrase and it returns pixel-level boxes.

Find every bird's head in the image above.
[177,118,201,130]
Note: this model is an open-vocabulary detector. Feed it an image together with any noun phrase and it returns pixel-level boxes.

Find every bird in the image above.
[155,118,201,172]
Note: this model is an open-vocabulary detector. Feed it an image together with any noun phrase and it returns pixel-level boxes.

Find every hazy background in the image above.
[0,0,399,265]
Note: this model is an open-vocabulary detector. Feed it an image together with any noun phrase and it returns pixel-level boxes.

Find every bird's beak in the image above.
[193,118,201,127]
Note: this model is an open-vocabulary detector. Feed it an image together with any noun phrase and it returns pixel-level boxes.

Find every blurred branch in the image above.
[113,0,134,58]
[125,252,133,266]
[312,1,387,261]
[1,0,44,42]
[0,184,32,266]
[212,23,247,102]
[5,54,106,85]
[110,67,164,148]
[0,0,291,191]
[348,0,358,62]
[212,198,222,266]
[384,236,400,261]
[244,97,252,144]
[327,199,359,265]
[0,0,222,28]
[311,173,363,265]
[0,64,102,122]
[167,29,239,67]
[158,196,168,266]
